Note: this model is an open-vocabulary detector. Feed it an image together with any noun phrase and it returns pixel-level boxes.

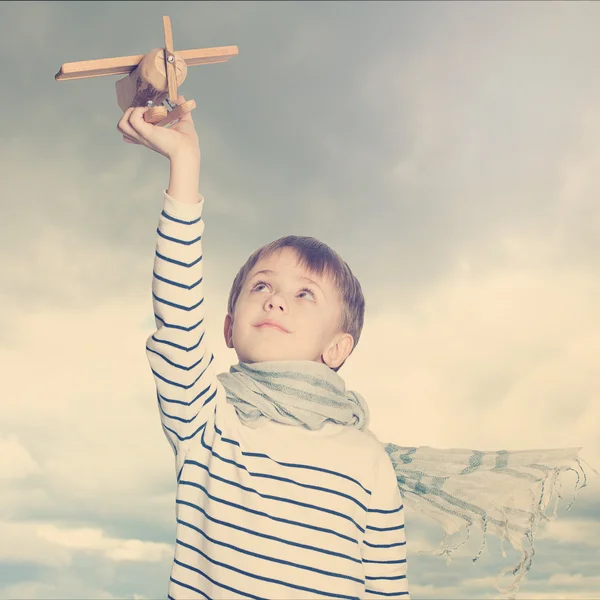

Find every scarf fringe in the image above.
[386,445,598,599]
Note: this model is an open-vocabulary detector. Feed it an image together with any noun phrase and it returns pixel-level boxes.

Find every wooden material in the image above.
[54,16,238,128]
[162,16,178,105]
[147,99,196,126]
[54,46,238,80]
[114,48,188,112]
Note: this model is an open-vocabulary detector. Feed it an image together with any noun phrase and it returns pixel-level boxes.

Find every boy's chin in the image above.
[236,349,318,365]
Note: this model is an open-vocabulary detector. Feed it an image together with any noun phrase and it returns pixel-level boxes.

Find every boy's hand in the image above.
[117,95,200,161]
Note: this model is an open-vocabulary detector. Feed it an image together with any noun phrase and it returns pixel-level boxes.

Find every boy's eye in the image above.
[251,280,270,292]
[297,288,316,300]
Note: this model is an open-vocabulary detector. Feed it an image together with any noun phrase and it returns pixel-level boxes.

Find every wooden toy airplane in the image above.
[55,16,238,127]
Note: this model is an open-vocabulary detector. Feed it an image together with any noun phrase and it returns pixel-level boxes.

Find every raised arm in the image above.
[145,151,223,461]
[363,451,410,599]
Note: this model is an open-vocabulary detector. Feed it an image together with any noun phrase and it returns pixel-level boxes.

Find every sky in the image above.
[1,0,599,598]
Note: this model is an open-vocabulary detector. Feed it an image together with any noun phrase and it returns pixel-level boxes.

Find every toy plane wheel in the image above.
[145,99,196,127]
[144,106,168,124]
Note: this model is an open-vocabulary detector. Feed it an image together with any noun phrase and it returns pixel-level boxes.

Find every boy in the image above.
[118,100,409,599]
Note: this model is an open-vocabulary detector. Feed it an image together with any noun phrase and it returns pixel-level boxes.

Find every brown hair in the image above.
[227,236,365,371]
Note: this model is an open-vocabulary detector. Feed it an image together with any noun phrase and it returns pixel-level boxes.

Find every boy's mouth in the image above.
[254,319,290,333]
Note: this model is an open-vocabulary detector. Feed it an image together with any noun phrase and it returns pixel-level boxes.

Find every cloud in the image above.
[0,579,139,600]
[0,521,72,567]
[516,593,600,600]
[0,583,62,600]
[0,435,41,480]
[37,524,172,562]
[0,519,173,598]
[538,518,600,547]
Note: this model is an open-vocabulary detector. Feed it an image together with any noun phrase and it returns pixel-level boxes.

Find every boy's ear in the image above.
[224,314,234,348]
[323,333,354,370]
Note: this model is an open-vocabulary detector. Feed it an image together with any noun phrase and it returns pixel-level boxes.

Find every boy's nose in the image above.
[265,294,287,312]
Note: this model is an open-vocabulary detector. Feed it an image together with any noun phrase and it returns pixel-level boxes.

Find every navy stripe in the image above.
[160,394,213,424]
[176,543,360,600]
[178,479,359,546]
[177,498,361,564]
[169,577,211,600]
[159,401,202,425]
[156,248,202,268]
[365,590,409,597]
[148,353,215,390]
[187,450,365,534]
[153,290,204,313]
[363,540,406,549]
[157,227,202,245]
[366,523,405,532]
[154,270,203,291]
[368,505,402,514]
[161,209,202,225]
[178,517,364,584]
[152,312,204,334]
[171,570,264,600]
[159,384,215,408]
[148,344,210,373]
[151,321,206,352]
[362,558,407,565]
[365,574,407,581]
[163,422,207,443]
[217,426,372,496]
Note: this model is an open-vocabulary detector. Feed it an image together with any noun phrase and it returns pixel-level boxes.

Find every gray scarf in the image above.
[217,361,596,600]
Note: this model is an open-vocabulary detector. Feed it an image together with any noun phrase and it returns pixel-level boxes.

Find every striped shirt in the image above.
[146,190,410,599]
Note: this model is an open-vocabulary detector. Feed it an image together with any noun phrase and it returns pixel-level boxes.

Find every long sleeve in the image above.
[145,190,223,462]
[363,451,410,598]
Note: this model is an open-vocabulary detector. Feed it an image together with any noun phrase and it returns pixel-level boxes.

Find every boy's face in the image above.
[224,247,353,368]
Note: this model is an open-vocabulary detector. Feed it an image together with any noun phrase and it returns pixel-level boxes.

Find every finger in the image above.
[117,106,135,132]
[129,106,157,136]
[122,134,139,144]
[119,107,152,143]
[117,108,143,142]
[119,122,143,144]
